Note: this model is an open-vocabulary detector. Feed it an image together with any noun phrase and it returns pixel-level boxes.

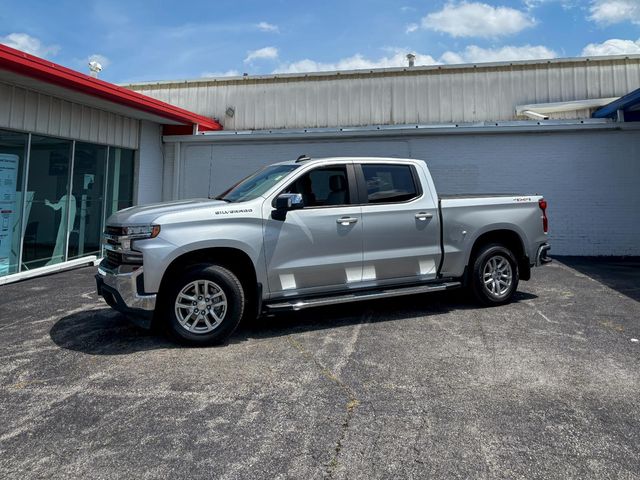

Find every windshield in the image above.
[215,164,300,203]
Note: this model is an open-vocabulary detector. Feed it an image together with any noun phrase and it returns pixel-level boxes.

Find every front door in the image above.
[263,163,363,297]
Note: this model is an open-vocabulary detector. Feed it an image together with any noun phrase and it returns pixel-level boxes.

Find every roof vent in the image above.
[406,53,416,68]
[88,61,102,78]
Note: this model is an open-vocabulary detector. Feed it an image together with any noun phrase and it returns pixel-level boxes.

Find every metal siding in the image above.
[0,82,10,125]
[23,89,37,131]
[127,58,640,129]
[10,86,25,128]
[0,80,139,148]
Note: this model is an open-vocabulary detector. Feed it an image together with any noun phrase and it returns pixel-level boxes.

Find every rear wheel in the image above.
[165,264,245,346]
[470,243,519,306]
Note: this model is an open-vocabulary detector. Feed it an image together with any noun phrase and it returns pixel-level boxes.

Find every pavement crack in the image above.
[476,318,497,374]
[286,336,360,479]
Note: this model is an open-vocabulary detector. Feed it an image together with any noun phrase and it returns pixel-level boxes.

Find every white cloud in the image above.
[523,0,577,10]
[581,38,640,56]
[88,53,110,69]
[421,2,536,38]
[405,23,419,33]
[0,32,60,58]
[275,50,438,73]
[201,70,242,78]
[274,44,560,74]
[257,22,280,33]
[441,44,557,63]
[244,46,279,63]
[588,0,640,25]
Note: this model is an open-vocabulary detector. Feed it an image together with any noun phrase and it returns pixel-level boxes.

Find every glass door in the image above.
[22,135,73,269]
[68,142,107,259]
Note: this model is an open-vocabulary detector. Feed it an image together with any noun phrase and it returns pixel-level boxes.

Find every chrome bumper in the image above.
[96,263,156,312]
[536,243,552,266]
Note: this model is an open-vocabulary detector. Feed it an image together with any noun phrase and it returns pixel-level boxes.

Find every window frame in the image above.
[354,162,423,206]
[273,163,359,209]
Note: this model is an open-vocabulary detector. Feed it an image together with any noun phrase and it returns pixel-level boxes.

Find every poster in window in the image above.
[0,154,19,275]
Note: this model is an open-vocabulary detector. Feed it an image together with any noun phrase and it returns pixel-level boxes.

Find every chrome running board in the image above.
[264,281,462,312]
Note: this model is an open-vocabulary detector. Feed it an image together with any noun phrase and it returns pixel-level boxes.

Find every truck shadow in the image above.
[49,290,536,355]
[49,308,173,355]
[232,290,536,343]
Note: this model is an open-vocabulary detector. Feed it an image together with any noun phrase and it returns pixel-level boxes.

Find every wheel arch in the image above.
[465,228,531,283]
[155,247,259,323]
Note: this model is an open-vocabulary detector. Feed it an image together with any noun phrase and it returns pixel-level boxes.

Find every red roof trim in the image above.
[0,44,222,132]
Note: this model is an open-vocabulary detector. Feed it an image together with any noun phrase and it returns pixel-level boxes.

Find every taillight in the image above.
[538,198,548,233]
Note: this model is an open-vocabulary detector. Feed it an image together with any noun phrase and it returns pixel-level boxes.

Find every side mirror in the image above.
[272,193,303,220]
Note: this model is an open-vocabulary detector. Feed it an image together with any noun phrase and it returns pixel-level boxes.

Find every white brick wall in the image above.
[162,127,640,256]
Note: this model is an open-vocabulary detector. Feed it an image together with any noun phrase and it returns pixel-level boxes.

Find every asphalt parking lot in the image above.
[1,258,639,479]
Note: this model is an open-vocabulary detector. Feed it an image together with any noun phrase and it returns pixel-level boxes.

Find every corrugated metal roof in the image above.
[125,55,640,131]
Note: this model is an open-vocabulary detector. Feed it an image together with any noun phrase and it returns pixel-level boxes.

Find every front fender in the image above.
[138,219,265,293]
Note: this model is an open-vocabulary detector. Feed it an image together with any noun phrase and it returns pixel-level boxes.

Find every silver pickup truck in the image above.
[96,156,550,345]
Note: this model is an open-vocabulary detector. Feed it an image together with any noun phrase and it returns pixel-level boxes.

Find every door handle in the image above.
[337,216,358,225]
[415,212,433,221]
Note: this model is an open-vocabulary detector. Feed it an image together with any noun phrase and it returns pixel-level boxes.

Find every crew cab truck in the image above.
[96,157,551,346]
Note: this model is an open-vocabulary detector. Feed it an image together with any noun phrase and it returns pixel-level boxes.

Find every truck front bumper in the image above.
[536,243,552,266]
[96,262,157,328]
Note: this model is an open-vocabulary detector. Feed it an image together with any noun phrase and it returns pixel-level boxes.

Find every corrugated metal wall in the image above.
[164,125,640,256]
[128,56,640,131]
[0,81,139,149]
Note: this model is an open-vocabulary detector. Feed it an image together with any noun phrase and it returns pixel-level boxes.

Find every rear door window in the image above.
[361,164,419,203]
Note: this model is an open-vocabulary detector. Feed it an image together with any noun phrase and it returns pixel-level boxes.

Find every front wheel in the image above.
[470,244,519,306]
[165,264,245,346]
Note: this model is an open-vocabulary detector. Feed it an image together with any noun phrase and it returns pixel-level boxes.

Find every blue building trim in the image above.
[593,88,640,120]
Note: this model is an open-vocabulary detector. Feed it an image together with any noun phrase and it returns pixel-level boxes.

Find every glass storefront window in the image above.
[0,131,137,278]
[22,135,73,270]
[0,130,28,276]
[68,142,107,260]
[106,147,135,219]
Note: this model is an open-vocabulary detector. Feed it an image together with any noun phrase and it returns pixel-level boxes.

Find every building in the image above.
[0,44,221,284]
[1,45,639,285]
[125,55,640,257]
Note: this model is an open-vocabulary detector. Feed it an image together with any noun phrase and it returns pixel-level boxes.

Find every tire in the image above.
[164,264,245,346]
[470,243,519,306]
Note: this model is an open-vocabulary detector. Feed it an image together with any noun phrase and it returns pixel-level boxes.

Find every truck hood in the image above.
[107,198,227,225]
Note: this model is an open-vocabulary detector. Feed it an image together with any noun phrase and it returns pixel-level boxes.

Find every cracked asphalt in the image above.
[1,258,639,479]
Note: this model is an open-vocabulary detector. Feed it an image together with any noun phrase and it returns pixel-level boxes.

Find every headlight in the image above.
[122,225,161,238]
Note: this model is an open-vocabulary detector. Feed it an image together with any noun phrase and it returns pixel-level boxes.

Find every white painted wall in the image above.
[163,126,640,256]
[136,120,164,205]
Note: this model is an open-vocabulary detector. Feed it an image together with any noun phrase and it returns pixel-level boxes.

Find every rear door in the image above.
[263,162,363,297]
[357,161,441,284]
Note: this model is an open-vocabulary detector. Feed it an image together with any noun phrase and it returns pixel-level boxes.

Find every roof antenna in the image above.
[296,154,310,162]
[207,160,213,198]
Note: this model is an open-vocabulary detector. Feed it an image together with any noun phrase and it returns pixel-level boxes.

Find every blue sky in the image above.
[1,0,639,83]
